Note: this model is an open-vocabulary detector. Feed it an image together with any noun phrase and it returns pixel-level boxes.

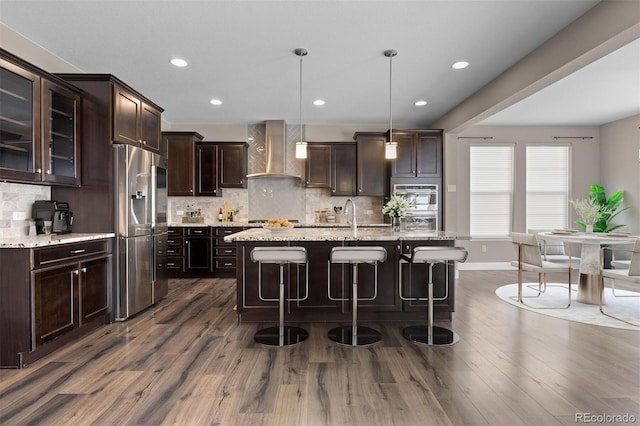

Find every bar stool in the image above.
[327,246,387,346]
[251,246,309,347]
[399,246,468,346]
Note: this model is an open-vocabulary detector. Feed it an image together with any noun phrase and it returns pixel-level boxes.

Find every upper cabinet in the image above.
[0,50,81,185]
[391,130,443,178]
[305,143,356,196]
[113,84,162,154]
[165,131,202,196]
[165,132,247,197]
[354,132,388,196]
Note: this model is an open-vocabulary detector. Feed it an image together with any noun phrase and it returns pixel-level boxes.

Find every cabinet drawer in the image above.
[187,227,210,236]
[214,227,243,237]
[166,257,184,271]
[167,247,184,256]
[168,227,184,237]
[167,237,183,246]
[214,246,236,256]
[214,258,237,270]
[34,240,109,268]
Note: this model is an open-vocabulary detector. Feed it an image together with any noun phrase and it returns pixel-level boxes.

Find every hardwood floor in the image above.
[1,271,638,425]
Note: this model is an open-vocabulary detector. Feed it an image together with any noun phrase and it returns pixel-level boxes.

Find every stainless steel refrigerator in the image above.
[114,145,167,320]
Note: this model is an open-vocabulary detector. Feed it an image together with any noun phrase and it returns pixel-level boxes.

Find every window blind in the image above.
[526,145,569,231]
[470,145,514,237]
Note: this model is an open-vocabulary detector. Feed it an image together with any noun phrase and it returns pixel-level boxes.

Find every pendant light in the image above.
[295,48,308,159]
[384,49,398,159]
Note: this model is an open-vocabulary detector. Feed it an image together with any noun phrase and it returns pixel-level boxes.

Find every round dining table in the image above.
[539,231,638,304]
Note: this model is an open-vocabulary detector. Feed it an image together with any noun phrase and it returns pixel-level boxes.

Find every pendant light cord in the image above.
[299,51,303,140]
[389,52,393,137]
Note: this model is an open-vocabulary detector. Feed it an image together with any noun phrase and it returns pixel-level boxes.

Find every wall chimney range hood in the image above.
[246,120,302,179]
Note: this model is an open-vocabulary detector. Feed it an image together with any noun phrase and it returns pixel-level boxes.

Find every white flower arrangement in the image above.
[382,195,412,218]
[570,198,611,226]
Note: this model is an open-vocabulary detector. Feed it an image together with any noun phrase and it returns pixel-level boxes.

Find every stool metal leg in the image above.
[402,262,459,346]
[254,263,308,347]
[328,263,381,347]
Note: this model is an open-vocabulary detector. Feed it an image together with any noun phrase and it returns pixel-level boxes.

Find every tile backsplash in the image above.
[0,182,51,238]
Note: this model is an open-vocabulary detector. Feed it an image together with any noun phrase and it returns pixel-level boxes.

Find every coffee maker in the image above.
[32,200,74,234]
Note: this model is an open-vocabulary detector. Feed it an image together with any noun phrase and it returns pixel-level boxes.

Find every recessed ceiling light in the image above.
[209,99,222,106]
[170,58,188,67]
[451,61,469,70]
[313,99,325,106]
[415,100,428,106]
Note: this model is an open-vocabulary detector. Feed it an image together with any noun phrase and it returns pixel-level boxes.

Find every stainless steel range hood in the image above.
[246,120,302,179]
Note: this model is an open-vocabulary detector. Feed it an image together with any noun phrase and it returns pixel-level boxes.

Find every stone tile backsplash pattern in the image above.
[0,182,51,238]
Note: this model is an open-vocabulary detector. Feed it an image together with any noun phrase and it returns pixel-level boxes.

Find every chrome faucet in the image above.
[344,198,357,237]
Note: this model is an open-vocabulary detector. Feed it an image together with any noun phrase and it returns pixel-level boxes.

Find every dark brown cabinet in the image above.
[165,132,203,196]
[113,84,162,153]
[165,135,247,197]
[331,144,356,196]
[0,238,112,368]
[305,144,332,188]
[196,143,218,196]
[354,132,388,196]
[0,50,81,185]
[185,227,211,272]
[305,143,356,196]
[391,130,443,178]
[167,227,185,276]
[213,226,243,276]
[218,143,247,188]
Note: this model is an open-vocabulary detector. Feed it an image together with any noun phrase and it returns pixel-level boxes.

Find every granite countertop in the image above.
[0,233,116,248]
[169,221,390,228]
[224,227,466,242]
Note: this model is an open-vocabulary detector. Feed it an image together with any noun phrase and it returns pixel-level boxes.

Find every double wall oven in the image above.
[393,183,439,231]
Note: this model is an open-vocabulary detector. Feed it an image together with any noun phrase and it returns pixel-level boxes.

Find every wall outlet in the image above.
[448,184,457,192]
[365,209,373,215]
[12,211,26,220]
[481,245,487,253]
[176,210,184,216]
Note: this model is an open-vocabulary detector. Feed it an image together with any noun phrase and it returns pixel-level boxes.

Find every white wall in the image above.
[447,125,602,262]
[600,114,640,233]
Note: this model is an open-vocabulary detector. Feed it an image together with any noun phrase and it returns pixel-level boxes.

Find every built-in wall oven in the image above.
[393,183,439,230]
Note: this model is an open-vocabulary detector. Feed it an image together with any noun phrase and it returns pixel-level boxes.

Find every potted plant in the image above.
[570,198,608,233]
[382,195,412,232]
[589,184,628,233]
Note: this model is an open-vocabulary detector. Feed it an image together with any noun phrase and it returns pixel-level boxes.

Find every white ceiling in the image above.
[2,0,635,128]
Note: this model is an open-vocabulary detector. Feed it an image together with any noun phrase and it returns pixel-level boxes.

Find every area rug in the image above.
[496,283,640,331]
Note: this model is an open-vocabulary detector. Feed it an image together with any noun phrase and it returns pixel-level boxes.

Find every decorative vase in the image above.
[586,224,594,233]
[392,216,401,232]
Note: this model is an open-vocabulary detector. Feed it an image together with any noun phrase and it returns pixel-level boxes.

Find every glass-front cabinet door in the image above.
[0,58,41,182]
[41,80,80,185]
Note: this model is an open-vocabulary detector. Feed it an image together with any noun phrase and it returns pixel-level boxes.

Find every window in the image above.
[526,145,569,230]
[470,145,514,237]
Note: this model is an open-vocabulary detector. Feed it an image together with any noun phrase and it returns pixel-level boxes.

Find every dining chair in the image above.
[510,232,579,308]
[599,238,640,326]
[527,229,580,294]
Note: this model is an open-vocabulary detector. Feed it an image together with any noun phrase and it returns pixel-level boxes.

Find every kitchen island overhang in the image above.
[225,227,468,324]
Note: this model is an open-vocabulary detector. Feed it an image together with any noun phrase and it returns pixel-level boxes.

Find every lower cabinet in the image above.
[0,238,112,368]
[235,239,452,323]
[168,226,244,278]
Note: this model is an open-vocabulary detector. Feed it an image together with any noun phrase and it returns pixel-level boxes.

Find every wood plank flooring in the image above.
[1,271,638,425]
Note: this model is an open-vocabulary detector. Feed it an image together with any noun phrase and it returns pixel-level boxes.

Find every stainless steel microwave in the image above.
[393,183,438,214]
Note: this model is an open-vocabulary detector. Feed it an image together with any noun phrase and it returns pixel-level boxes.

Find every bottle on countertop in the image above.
[218,208,223,222]
[186,204,192,217]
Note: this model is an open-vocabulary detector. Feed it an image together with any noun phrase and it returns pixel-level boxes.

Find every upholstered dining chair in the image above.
[510,232,579,308]
[599,238,640,326]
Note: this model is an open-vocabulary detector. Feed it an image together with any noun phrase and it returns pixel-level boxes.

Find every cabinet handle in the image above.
[240,180,243,184]
[73,270,79,276]
[189,189,193,193]
[46,170,51,174]
[186,241,189,244]
[70,249,86,254]
[36,168,42,173]
[168,240,175,244]
[167,263,175,266]
[81,267,87,273]
[224,263,233,266]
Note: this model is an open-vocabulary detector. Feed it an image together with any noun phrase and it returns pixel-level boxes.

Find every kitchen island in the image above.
[225,227,466,323]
